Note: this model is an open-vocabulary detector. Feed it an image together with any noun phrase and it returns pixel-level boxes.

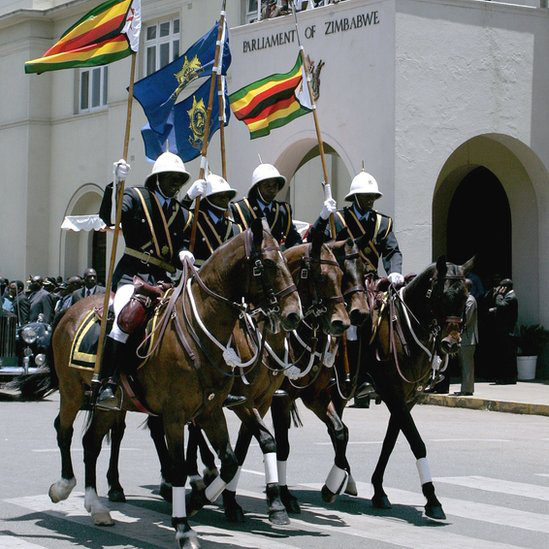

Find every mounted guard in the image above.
[96,151,193,409]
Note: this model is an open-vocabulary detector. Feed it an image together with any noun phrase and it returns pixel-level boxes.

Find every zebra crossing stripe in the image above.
[0,536,45,548]
[351,481,549,534]
[240,487,524,549]
[4,493,301,549]
[433,475,549,501]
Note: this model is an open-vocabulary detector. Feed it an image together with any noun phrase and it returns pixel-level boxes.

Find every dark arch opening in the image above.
[447,167,512,286]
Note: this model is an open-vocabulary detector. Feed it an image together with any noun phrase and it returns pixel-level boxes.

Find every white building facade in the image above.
[1,0,548,372]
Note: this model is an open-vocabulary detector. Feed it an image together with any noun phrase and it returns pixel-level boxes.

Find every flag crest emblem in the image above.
[174,55,204,97]
[187,97,207,149]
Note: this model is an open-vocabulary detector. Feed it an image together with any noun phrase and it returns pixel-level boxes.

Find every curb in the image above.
[418,394,549,417]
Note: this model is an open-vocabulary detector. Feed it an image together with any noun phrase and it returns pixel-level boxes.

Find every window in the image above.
[79,66,108,112]
[144,18,181,76]
[246,0,259,23]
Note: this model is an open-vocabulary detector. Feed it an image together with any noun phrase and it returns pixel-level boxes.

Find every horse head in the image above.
[285,232,350,337]
[329,238,370,327]
[425,255,470,355]
[248,218,303,332]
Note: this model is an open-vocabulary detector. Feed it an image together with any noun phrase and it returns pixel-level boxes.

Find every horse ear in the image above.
[462,255,476,275]
[436,255,447,279]
[311,229,323,258]
[251,218,264,249]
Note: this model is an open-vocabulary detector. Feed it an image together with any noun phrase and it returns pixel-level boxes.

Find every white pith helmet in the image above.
[250,163,287,192]
[145,151,191,188]
[204,173,237,200]
[344,170,382,201]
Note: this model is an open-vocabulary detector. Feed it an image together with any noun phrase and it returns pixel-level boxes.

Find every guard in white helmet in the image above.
[96,152,193,409]
[311,170,403,284]
[182,174,241,268]
[231,163,302,249]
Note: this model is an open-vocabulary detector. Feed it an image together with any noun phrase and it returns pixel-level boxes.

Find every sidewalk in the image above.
[418,380,549,417]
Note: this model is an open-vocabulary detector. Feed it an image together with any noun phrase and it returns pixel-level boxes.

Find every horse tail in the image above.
[289,400,303,428]
[10,312,63,400]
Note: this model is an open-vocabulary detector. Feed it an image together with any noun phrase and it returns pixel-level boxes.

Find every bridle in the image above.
[341,251,367,304]
[426,272,466,335]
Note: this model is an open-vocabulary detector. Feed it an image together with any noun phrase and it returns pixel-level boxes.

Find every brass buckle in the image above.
[140,251,151,265]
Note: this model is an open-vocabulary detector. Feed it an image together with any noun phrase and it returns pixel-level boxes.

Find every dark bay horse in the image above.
[274,256,471,521]
[37,220,303,549]
[149,234,355,524]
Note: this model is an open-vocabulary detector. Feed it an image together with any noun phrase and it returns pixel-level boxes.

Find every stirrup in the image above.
[96,382,123,411]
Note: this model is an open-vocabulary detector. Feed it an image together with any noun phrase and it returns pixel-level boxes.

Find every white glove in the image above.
[284,365,302,380]
[187,179,206,200]
[179,250,195,265]
[388,272,404,286]
[320,198,337,220]
[113,159,130,182]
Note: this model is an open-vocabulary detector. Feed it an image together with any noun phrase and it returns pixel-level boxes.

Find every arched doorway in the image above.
[446,166,512,284]
[285,144,351,223]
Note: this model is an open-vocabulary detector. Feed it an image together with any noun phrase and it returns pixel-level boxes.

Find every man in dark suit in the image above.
[2,280,30,326]
[489,278,518,384]
[27,276,55,324]
[71,268,106,304]
[231,163,303,249]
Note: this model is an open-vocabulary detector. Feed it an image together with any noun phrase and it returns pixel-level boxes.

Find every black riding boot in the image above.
[96,337,126,411]
[222,394,247,408]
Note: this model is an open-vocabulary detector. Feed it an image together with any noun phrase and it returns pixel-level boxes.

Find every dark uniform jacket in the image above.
[3,294,30,325]
[71,285,106,304]
[28,288,55,324]
[230,192,302,249]
[99,185,191,289]
[311,205,402,276]
[182,198,241,268]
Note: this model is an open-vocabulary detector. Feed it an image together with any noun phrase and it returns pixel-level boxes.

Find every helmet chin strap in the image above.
[257,188,273,205]
[205,196,228,212]
[156,175,176,199]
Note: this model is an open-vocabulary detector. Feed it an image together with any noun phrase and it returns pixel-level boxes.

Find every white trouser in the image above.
[108,284,134,343]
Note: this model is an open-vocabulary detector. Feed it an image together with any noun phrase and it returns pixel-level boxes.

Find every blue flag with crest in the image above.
[133,22,231,134]
[141,76,231,163]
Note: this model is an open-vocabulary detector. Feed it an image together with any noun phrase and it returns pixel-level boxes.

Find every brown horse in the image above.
[38,220,303,549]
[273,256,471,521]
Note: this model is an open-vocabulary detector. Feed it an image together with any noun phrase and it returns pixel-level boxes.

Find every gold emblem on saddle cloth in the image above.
[174,55,203,98]
[187,96,207,150]
[161,245,170,258]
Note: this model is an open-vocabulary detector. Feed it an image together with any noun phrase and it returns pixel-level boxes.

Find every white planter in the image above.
[517,355,537,381]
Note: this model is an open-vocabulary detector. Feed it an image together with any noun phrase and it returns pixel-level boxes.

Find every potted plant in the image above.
[516,324,549,380]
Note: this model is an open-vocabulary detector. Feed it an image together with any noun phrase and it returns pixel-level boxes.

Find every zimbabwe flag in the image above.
[25,0,141,74]
[230,53,312,140]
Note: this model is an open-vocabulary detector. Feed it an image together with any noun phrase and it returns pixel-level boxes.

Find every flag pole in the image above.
[92,52,137,390]
[291,3,353,387]
[189,0,227,251]
[290,2,336,240]
[218,76,227,180]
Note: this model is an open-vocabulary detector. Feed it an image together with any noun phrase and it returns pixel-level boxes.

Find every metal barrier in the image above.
[0,314,17,367]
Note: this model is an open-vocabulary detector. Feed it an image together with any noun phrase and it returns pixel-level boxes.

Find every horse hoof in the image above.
[425,503,446,520]
[345,474,358,497]
[225,504,246,523]
[176,524,200,549]
[108,488,126,503]
[280,486,301,514]
[159,480,173,503]
[48,478,76,503]
[321,484,337,504]
[269,509,290,525]
[372,494,392,509]
[92,511,115,526]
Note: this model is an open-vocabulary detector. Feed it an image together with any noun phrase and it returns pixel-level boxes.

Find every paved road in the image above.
[1,393,548,548]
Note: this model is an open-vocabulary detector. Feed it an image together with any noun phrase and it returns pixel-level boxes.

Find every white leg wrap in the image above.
[277,460,287,486]
[226,466,242,492]
[205,475,225,502]
[172,486,186,518]
[325,464,349,495]
[416,457,432,485]
[264,452,278,485]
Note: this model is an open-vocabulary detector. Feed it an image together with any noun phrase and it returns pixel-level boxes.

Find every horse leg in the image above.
[371,413,400,509]
[163,416,199,549]
[192,424,218,485]
[385,399,446,520]
[221,422,252,523]
[49,408,78,503]
[304,398,351,504]
[107,412,127,502]
[187,408,239,519]
[270,394,300,513]
[82,411,118,526]
[147,415,174,502]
